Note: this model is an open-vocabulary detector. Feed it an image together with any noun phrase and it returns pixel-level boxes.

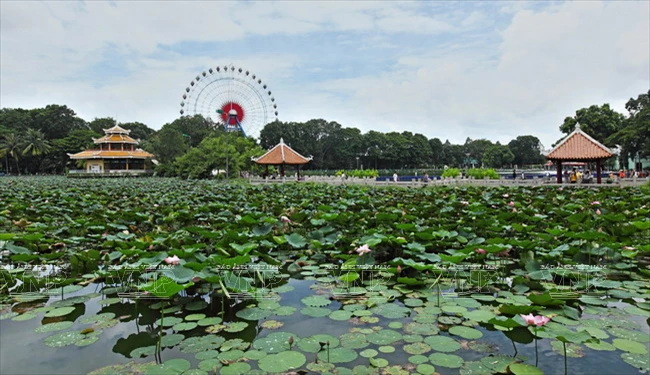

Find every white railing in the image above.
[68,169,151,175]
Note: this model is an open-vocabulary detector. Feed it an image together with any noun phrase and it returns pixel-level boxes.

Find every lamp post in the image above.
[356,157,359,170]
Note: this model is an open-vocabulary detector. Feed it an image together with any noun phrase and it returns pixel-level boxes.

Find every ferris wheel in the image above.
[179,65,278,138]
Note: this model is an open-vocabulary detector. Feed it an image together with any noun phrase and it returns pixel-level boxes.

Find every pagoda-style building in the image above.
[546,123,614,184]
[68,125,154,174]
[252,138,312,179]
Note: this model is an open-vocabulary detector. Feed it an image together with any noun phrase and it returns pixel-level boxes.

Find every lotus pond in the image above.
[0,177,649,375]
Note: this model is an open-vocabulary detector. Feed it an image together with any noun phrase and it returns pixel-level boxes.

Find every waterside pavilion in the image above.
[252,138,312,179]
[546,124,614,184]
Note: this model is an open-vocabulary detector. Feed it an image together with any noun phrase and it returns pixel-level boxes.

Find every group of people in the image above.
[565,168,594,183]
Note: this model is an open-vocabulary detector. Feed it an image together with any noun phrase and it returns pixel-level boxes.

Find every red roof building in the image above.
[252,138,312,178]
[546,124,614,183]
[68,125,154,174]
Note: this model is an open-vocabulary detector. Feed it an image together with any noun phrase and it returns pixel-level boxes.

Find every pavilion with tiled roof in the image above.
[68,125,154,174]
[546,123,614,184]
[252,138,312,179]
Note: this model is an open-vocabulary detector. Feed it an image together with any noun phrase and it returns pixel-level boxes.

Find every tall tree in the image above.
[559,104,624,147]
[508,135,545,166]
[0,134,24,174]
[607,90,650,168]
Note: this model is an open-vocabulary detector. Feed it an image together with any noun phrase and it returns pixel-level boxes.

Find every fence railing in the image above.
[249,175,649,187]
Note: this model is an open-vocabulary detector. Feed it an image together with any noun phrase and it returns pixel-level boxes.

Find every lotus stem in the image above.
[327,340,330,363]
[563,341,567,375]
[511,337,517,356]
[535,326,538,366]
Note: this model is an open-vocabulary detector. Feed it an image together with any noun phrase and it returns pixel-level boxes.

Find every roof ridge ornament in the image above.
[574,122,581,131]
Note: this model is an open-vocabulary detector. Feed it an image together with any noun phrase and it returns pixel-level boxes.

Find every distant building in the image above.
[68,125,154,175]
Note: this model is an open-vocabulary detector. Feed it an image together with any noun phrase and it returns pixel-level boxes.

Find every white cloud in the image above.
[1,0,648,150]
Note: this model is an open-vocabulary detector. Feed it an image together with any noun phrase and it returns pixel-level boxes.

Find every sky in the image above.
[1,1,648,149]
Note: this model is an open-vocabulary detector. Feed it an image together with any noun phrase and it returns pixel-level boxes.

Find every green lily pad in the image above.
[621,352,650,372]
[613,338,648,354]
[550,341,584,357]
[409,355,429,365]
[509,363,543,375]
[468,341,497,353]
[360,349,379,358]
[425,335,461,352]
[12,312,38,321]
[154,316,182,327]
[317,347,358,363]
[197,317,222,326]
[297,334,339,353]
[197,359,222,372]
[260,320,283,329]
[449,326,483,339]
[464,309,496,323]
[371,303,410,319]
[43,331,85,347]
[185,300,208,311]
[88,361,157,375]
[429,353,464,368]
[35,321,74,333]
[416,364,436,375]
[367,329,402,345]
[98,297,122,306]
[131,346,156,358]
[179,336,225,353]
[236,307,271,320]
[379,345,395,353]
[307,362,336,372]
[404,298,424,307]
[259,351,307,372]
[160,333,185,347]
[609,328,650,342]
[220,363,251,375]
[404,342,432,355]
[172,322,197,331]
[442,305,467,314]
[369,357,389,367]
[224,322,248,333]
[340,332,369,349]
[459,361,493,375]
[275,306,297,316]
[253,332,294,353]
[585,341,616,351]
[301,295,331,307]
[480,356,515,373]
[44,307,76,317]
[404,322,440,336]
[194,350,219,360]
[218,349,246,362]
[76,335,100,347]
[388,322,403,329]
[300,306,332,317]
[81,312,116,325]
[185,313,206,321]
[244,350,267,360]
[330,310,353,321]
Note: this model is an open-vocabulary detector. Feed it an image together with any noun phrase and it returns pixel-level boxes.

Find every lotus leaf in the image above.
[428,353,464,368]
[259,351,307,371]
[449,326,483,339]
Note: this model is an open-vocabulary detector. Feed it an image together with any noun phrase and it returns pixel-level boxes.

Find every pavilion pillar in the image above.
[126,160,129,171]
[556,160,562,184]
[280,164,285,177]
[596,160,602,184]
[297,165,300,180]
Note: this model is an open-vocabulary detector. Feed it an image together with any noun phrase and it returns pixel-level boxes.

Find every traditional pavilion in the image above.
[68,125,154,174]
[252,138,312,179]
[546,123,614,184]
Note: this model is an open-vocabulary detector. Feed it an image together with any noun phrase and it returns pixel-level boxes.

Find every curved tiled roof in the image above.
[546,124,614,161]
[68,149,154,159]
[252,138,312,165]
[93,134,139,144]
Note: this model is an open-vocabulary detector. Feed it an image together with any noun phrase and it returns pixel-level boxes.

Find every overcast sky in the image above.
[1,1,648,148]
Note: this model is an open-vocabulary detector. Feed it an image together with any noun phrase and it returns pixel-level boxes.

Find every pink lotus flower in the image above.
[503,194,509,198]
[164,255,180,265]
[475,248,486,254]
[192,276,201,283]
[596,209,601,215]
[355,244,372,256]
[520,313,550,326]
[102,232,108,237]
[280,216,292,223]
[508,201,515,207]
[496,249,510,257]
[396,265,402,274]
[461,201,469,206]
[623,246,636,250]
[590,201,600,205]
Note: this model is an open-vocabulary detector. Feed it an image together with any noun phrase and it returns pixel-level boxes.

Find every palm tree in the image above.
[22,129,51,174]
[0,133,24,175]
[22,129,51,156]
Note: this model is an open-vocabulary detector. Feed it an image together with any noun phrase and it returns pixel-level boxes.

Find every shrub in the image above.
[335,169,379,178]
[441,168,461,178]
[466,168,499,179]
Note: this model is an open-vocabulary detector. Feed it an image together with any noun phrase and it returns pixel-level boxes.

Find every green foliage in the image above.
[559,104,624,147]
[441,168,461,178]
[335,169,379,178]
[507,136,544,166]
[466,168,499,179]
[174,134,264,179]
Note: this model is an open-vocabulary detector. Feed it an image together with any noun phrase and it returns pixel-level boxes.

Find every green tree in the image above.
[508,135,545,166]
[175,134,263,179]
[150,127,189,164]
[31,104,87,140]
[607,90,650,168]
[120,122,155,141]
[44,129,100,173]
[483,143,515,168]
[428,137,444,167]
[559,104,624,147]
[0,134,24,174]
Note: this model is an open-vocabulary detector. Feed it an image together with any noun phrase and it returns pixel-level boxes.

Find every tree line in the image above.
[1,90,647,176]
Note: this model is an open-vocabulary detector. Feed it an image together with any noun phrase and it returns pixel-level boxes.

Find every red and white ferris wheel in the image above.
[179,64,278,138]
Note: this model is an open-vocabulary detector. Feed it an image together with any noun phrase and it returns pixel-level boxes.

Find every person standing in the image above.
[393,172,398,183]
